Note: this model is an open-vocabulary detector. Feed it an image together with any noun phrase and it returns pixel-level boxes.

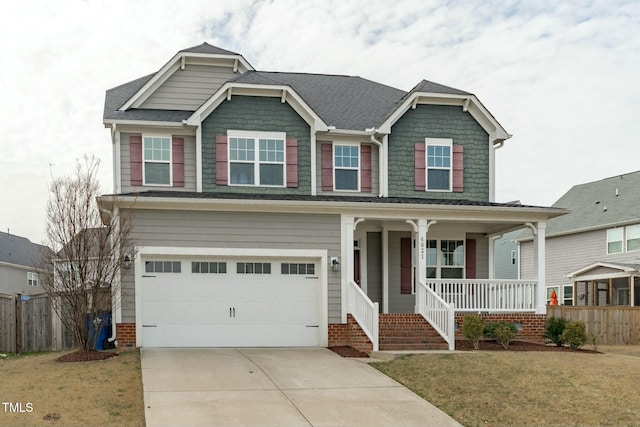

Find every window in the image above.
[426,138,452,191]
[563,284,573,305]
[143,136,171,185]
[281,263,315,275]
[334,144,359,191]
[191,262,227,274]
[626,224,640,252]
[237,262,271,274]
[27,272,38,287]
[606,228,623,254]
[145,261,181,273]
[510,249,517,265]
[228,131,285,186]
[425,239,464,279]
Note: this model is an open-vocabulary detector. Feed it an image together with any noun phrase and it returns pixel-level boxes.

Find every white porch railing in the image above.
[347,280,379,352]
[426,279,538,312]
[415,281,455,350]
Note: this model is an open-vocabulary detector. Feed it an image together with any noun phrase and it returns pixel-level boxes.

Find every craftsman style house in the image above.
[100,43,564,351]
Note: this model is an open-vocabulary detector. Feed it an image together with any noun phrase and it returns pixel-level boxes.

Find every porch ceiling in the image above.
[354,218,530,237]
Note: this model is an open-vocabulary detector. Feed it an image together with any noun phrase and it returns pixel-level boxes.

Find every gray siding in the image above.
[202,96,312,194]
[316,141,380,196]
[121,210,341,323]
[388,104,490,202]
[469,234,489,279]
[0,264,39,295]
[388,231,414,313]
[120,133,197,193]
[141,65,237,111]
[366,232,382,309]
[494,230,521,280]
[521,228,640,287]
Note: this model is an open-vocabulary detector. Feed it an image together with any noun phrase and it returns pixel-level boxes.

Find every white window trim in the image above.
[626,224,640,252]
[606,227,624,254]
[27,271,38,287]
[426,238,465,279]
[333,143,360,192]
[142,135,173,187]
[227,130,287,188]
[547,284,574,305]
[425,137,453,192]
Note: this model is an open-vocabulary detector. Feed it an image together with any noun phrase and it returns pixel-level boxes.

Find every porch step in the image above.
[378,314,448,351]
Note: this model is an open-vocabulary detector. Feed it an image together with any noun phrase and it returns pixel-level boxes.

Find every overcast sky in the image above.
[1,0,638,244]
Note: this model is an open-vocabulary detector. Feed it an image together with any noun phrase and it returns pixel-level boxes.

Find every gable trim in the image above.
[186,82,329,131]
[378,93,511,144]
[567,262,640,279]
[119,52,254,111]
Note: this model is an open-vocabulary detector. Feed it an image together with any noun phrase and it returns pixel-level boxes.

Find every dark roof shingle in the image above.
[0,231,49,268]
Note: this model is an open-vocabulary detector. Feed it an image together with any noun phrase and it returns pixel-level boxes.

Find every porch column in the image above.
[341,215,355,323]
[382,225,389,313]
[488,235,500,280]
[417,219,428,285]
[534,221,547,314]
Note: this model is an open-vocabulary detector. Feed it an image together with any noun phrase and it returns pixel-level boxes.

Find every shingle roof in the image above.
[112,190,561,211]
[104,44,477,130]
[232,71,406,130]
[0,231,49,268]
[521,170,640,239]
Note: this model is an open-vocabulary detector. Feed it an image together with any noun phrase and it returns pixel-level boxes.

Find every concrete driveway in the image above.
[141,347,461,427]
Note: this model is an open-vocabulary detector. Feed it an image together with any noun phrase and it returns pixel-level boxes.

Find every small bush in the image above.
[562,320,587,349]
[484,322,518,349]
[543,317,567,346]
[462,315,485,349]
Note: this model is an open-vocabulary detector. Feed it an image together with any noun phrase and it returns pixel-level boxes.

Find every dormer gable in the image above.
[119,42,254,112]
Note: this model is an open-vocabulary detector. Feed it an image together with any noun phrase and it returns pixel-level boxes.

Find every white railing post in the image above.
[346,280,379,352]
[415,281,455,350]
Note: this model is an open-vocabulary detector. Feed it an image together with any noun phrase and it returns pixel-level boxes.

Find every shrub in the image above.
[562,320,587,349]
[543,317,567,346]
[462,315,485,349]
[484,322,518,349]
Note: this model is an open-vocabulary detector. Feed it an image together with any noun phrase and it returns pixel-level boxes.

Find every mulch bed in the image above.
[57,350,119,362]
[329,346,370,358]
[456,340,600,353]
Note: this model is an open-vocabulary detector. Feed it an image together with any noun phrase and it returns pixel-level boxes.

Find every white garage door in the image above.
[140,256,321,347]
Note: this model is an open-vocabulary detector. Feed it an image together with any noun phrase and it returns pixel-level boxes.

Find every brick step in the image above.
[379,343,449,351]
[380,338,445,346]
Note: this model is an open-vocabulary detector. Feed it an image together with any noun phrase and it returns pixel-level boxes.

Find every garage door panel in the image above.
[140,256,321,347]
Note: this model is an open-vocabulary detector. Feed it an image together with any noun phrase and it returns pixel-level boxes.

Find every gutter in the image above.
[367,128,385,198]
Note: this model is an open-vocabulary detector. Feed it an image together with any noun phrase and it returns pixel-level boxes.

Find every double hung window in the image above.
[425,138,452,191]
[143,136,171,185]
[228,131,285,186]
[334,144,359,191]
[425,239,464,279]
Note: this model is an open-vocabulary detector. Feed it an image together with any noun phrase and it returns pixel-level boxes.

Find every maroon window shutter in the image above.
[215,135,228,186]
[286,138,298,188]
[465,239,476,279]
[453,144,464,193]
[360,144,372,193]
[172,137,184,187]
[400,238,412,294]
[414,143,426,191]
[130,135,143,186]
[321,143,333,191]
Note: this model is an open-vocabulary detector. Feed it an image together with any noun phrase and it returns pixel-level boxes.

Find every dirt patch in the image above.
[328,346,370,358]
[456,340,600,353]
[57,350,119,362]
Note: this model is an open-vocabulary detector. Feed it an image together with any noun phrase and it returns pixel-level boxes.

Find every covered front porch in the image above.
[568,262,640,307]
[340,212,551,351]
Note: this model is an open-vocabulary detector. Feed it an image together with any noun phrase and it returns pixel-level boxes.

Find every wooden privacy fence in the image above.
[547,306,640,345]
[0,293,73,353]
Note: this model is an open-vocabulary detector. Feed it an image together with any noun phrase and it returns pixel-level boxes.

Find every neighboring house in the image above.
[0,230,49,296]
[99,43,565,351]
[519,171,640,308]
[494,229,521,280]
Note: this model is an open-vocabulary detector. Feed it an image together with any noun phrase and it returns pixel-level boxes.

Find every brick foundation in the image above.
[328,314,373,353]
[379,313,448,350]
[455,313,546,344]
[116,323,136,349]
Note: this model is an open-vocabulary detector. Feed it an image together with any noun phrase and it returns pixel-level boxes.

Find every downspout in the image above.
[368,129,384,197]
[99,205,118,345]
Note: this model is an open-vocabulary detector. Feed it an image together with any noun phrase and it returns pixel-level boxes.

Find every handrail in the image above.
[346,280,379,352]
[426,279,537,312]
[415,280,455,351]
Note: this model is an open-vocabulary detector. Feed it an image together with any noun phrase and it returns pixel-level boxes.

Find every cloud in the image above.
[1,0,638,242]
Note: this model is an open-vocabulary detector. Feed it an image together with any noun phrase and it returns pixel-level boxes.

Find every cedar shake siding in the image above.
[119,210,341,323]
[201,96,311,194]
[316,141,380,196]
[389,104,490,202]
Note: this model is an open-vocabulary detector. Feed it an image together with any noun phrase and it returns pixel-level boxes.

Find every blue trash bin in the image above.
[86,311,113,350]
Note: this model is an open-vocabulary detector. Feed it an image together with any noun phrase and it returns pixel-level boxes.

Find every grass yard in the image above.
[371,349,640,427]
[0,350,145,427]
